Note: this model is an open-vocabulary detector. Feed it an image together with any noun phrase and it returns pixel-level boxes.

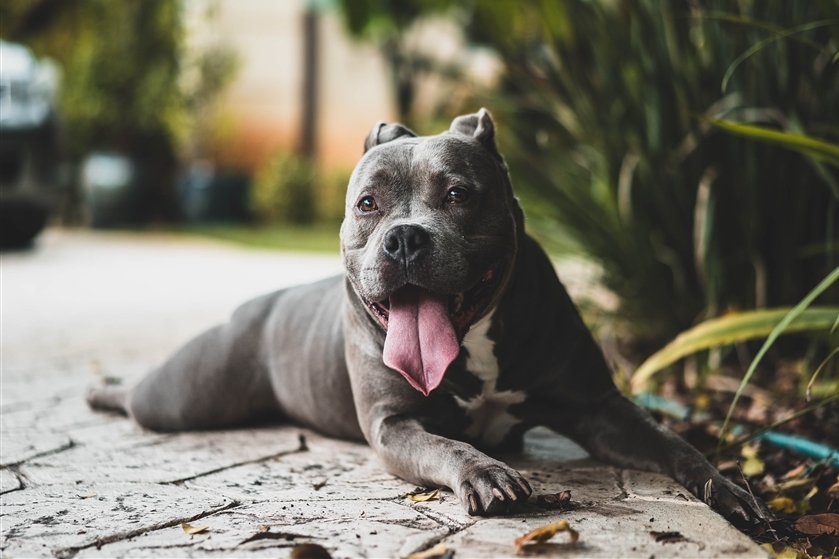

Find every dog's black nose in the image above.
[382,224,430,262]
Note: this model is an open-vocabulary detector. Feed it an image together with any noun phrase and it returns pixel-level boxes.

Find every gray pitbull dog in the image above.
[89,109,769,523]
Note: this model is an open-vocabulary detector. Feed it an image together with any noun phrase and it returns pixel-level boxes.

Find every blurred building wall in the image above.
[184,0,396,174]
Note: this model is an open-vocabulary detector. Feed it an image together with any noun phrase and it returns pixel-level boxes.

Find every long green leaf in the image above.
[695,11,834,55]
[806,345,839,400]
[631,306,839,392]
[721,20,839,93]
[717,266,839,458]
[700,118,839,168]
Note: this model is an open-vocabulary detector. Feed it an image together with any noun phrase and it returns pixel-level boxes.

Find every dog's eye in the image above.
[446,187,469,204]
[358,196,378,212]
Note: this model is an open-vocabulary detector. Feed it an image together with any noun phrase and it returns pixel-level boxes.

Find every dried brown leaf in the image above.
[776,477,815,492]
[289,543,332,559]
[514,520,578,554]
[794,513,839,536]
[781,463,807,480]
[180,522,208,535]
[651,531,687,543]
[536,490,573,510]
[406,542,452,559]
[406,488,439,502]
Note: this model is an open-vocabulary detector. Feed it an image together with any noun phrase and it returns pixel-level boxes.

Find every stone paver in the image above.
[0,230,766,558]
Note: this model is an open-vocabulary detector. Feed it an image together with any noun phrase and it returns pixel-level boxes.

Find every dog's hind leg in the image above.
[88,293,281,432]
[86,385,130,415]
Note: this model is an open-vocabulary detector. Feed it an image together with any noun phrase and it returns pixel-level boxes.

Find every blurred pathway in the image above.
[1,229,762,558]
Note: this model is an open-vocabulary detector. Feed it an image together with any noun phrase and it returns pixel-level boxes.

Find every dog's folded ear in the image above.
[364,122,417,153]
[449,108,501,158]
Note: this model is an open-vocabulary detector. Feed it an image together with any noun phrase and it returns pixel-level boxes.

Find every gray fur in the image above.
[89,109,770,522]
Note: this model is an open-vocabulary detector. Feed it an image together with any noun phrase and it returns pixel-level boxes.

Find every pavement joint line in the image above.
[165,445,311,486]
[0,465,25,494]
[1,437,75,468]
[407,503,473,532]
[402,531,450,557]
[52,496,241,559]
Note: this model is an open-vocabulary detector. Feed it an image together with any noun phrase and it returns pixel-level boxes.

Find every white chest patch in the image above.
[453,311,526,446]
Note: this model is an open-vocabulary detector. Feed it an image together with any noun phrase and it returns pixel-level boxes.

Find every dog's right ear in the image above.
[364,122,417,153]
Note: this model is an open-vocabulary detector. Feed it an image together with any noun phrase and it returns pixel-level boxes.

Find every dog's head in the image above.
[341,109,523,395]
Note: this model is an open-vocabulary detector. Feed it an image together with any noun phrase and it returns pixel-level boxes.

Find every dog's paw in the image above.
[456,460,532,516]
[698,473,774,526]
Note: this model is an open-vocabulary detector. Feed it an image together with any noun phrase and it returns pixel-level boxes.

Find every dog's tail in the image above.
[86,384,130,416]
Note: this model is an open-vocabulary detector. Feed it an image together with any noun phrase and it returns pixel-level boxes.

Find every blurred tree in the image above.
[338,0,458,126]
[1,0,184,222]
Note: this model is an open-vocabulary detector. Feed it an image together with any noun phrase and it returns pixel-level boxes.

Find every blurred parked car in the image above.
[0,40,60,248]
[81,152,142,228]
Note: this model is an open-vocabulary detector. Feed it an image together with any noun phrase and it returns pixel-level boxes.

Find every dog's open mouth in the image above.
[365,268,501,396]
[368,268,498,332]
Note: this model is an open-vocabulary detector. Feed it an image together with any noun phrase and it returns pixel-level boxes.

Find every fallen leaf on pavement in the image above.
[406,488,439,502]
[180,522,208,535]
[536,490,572,510]
[794,513,839,536]
[651,531,687,543]
[514,520,578,554]
[406,542,453,559]
[289,543,333,559]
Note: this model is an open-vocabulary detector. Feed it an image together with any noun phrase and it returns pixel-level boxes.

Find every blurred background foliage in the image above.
[341,0,839,352]
[250,151,350,226]
[2,0,837,362]
[0,0,238,222]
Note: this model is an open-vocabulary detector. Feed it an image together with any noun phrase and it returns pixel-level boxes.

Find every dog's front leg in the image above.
[344,305,531,516]
[370,414,531,515]
[548,390,772,524]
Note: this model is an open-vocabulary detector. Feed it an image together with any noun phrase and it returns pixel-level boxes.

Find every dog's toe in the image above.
[700,474,774,525]
[458,462,531,516]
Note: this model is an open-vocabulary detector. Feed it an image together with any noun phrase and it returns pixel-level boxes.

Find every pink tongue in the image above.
[382,285,460,396]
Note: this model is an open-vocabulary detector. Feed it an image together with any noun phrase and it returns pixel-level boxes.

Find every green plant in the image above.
[479,1,839,343]
[630,305,839,392]
[631,128,839,403]
[251,152,317,225]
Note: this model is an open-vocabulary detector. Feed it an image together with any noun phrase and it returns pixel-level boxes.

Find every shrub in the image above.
[475,0,839,343]
[251,152,317,225]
